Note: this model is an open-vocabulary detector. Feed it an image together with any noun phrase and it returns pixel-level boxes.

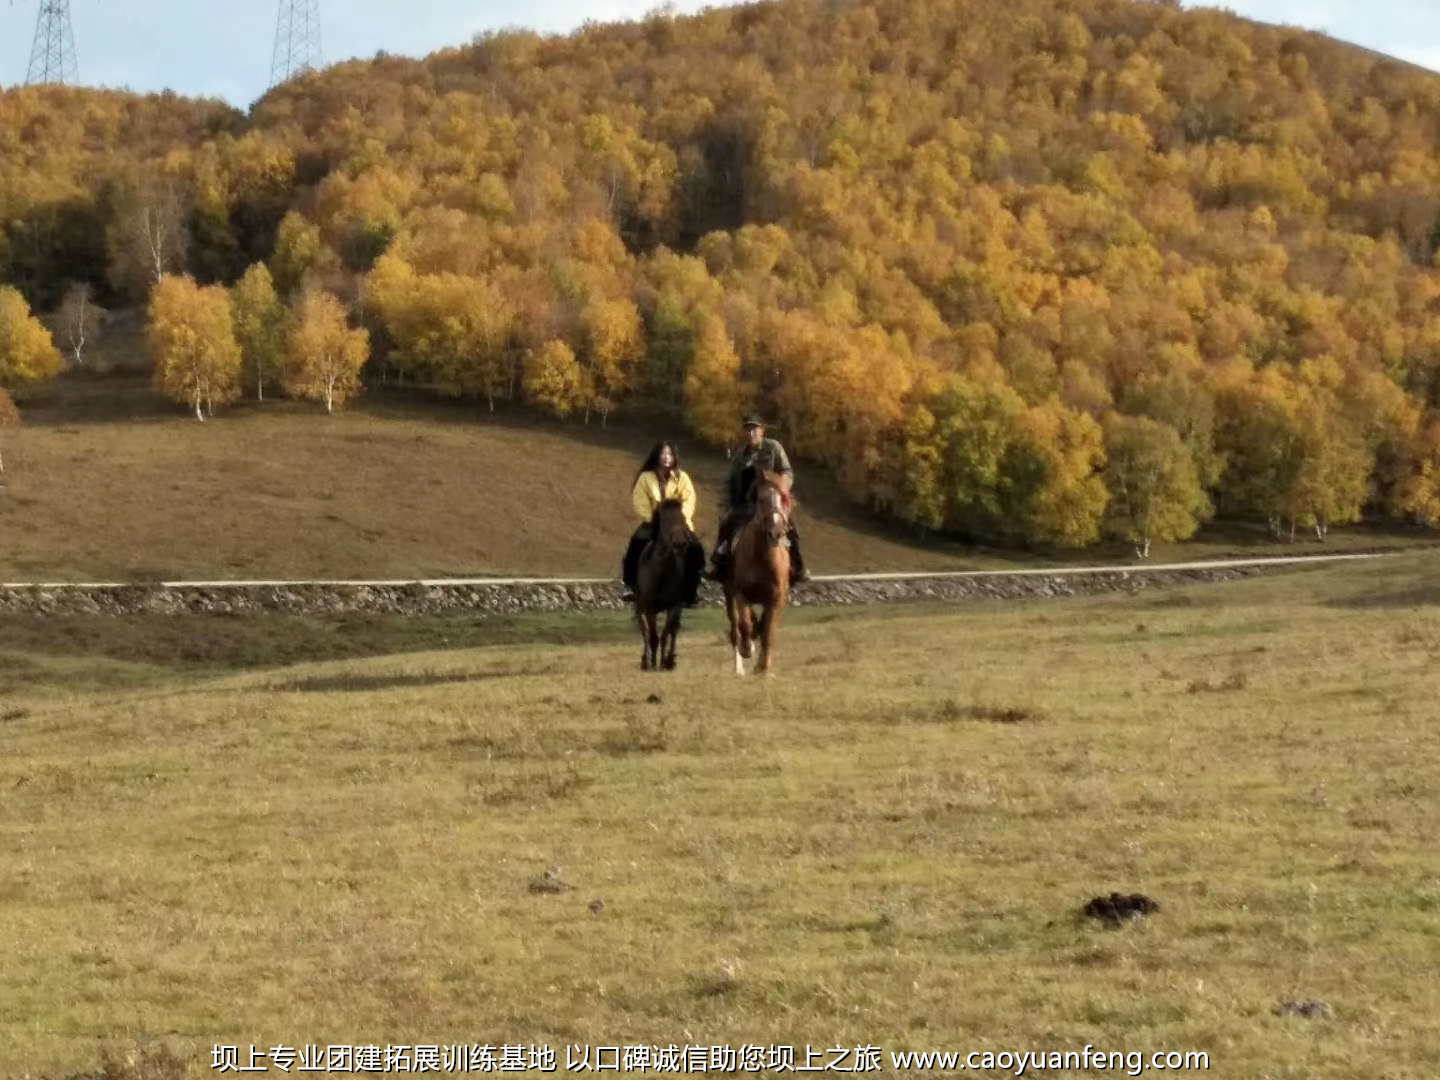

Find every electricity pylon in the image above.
[270,0,322,87]
[26,0,80,85]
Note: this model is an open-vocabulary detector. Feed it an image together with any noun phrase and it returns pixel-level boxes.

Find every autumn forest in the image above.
[4,0,1440,552]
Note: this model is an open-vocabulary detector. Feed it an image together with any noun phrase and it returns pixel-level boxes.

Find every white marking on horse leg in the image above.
[733,648,745,676]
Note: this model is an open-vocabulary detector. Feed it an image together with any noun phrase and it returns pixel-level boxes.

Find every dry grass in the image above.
[2,367,1432,583]
[0,370,990,583]
[3,554,1440,1078]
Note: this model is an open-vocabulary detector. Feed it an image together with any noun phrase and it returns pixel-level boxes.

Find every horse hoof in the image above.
[662,657,677,671]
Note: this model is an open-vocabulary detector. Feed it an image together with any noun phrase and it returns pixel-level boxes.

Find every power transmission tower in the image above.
[26,0,80,86]
[270,0,322,87]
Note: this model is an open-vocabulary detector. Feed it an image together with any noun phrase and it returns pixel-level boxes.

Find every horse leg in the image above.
[726,594,746,676]
[757,596,786,675]
[648,611,663,672]
[661,608,680,671]
[754,605,768,672]
[639,610,656,671]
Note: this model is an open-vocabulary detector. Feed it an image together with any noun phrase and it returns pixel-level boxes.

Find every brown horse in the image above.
[723,469,792,676]
[635,499,690,671]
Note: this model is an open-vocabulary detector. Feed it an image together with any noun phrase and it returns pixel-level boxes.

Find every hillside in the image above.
[2,369,994,582]
[6,0,1440,556]
[6,366,1430,584]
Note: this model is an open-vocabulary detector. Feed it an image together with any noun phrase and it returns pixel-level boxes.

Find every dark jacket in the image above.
[724,437,794,513]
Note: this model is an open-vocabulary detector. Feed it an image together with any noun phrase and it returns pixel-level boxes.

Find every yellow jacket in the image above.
[632,469,697,531]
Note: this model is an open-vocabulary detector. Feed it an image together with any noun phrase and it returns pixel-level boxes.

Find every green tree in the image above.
[1103,413,1211,557]
[270,211,333,298]
[231,263,287,401]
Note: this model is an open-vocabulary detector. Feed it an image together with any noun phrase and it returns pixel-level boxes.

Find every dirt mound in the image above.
[1082,892,1159,927]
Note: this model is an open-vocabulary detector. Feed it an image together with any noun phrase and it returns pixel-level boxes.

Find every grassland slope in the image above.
[2,553,1440,1077]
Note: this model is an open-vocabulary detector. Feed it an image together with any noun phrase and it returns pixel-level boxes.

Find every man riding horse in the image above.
[707,415,810,586]
[621,441,705,607]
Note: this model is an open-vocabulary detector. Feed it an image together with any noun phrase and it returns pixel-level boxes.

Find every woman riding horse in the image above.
[621,442,705,606]
[635,498,693,671]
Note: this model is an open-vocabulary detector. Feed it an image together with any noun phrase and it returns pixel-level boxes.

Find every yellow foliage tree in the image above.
[284,290,370,414]
[1283,373,1375,540]
[0,286,62,386]
[147,274,242,421]
[367,254,515,406]
[422,275,515,409]
[580,296,644,425]
[1392,417,1440,525]
[683,313,750,446]
[522,340,584,419]
[1012,400,1109,547]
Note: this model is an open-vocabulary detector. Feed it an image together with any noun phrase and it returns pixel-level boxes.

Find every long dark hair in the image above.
[635,441,680,483]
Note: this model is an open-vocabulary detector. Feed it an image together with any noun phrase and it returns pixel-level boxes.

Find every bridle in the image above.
[751,477,791,548]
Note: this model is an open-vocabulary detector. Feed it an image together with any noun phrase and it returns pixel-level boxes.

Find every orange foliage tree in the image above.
[284,290,370,414]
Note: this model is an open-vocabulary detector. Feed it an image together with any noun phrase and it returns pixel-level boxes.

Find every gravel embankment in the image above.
[0,565,1273,616]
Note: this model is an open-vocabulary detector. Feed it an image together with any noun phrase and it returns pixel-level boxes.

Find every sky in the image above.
[0,0,1437,108]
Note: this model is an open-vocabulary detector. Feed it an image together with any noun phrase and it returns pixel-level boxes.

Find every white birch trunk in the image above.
[70,293,87,365]
[145,206,168,285]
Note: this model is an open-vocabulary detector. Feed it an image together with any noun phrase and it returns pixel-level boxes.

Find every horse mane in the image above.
[652,498,690,544]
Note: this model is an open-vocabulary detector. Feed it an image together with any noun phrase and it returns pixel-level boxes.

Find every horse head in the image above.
[750,470,793,547]
[652,498,690,550]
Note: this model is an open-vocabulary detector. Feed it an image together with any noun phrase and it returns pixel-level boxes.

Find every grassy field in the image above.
[3,367,1434,584]
[3,552,1440,1078]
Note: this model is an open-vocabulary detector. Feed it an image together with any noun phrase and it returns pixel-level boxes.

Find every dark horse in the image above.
[635,499,690,671]
[723,469,792,676]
